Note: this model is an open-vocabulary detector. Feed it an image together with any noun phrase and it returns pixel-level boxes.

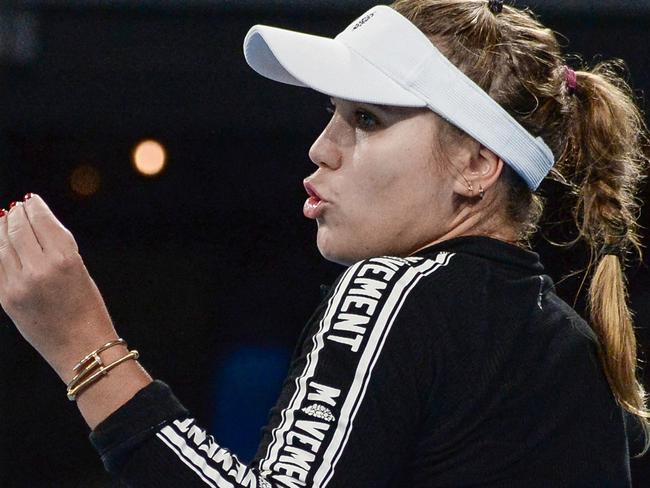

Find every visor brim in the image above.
[244,25,427,107]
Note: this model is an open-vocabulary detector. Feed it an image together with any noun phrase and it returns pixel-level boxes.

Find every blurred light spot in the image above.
[132,139,166,176]
[70,165,101,197]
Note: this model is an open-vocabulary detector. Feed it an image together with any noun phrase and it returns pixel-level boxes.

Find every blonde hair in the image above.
[390,0,650,456]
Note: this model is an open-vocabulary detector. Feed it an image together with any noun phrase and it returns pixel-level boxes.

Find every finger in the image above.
[6,201,45,271]
[0,206,22,276]
[22,194,78,256]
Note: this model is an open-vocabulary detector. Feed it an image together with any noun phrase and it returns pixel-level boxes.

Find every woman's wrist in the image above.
[49,330,123,385]
[77,359,153,430]
[69,343,154,429]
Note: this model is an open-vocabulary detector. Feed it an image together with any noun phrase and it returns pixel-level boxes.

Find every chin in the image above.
[316,228,356,267]
[319,250,354,267]
[317,242,352,267]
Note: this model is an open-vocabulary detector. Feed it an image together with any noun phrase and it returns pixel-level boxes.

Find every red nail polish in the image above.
[0,209,6,217]
[9,201,17,209]
[24,193,34,201]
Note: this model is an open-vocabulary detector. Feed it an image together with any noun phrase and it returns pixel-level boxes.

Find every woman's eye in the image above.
[324,102,379,130]
[355,110,379,130]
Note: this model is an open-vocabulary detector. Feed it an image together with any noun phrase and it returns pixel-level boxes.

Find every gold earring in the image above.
[478,184,485,199]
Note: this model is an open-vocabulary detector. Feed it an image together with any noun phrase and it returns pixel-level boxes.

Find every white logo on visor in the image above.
[352,12,375,30]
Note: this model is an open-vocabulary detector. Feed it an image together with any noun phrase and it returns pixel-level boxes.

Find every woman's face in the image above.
[305,97,459,266]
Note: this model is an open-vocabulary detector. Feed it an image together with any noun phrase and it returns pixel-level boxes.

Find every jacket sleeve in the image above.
[89,253,453,488]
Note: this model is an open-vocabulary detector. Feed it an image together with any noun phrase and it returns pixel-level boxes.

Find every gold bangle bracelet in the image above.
[67,339,128,391]
[67,350,140,401]
[72,339,127,373]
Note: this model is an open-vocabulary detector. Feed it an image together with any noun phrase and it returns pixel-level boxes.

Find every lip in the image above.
[303,180,327,202]
[303,196,327,219]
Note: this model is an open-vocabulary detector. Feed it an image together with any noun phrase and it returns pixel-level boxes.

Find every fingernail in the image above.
[24,193,34,201]
[0,209,6,217]
[8,201,17,209]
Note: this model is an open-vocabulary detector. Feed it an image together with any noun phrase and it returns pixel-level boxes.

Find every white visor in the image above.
[243,5,555,190]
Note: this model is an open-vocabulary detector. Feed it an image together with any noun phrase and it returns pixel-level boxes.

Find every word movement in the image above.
[155,252,455,488]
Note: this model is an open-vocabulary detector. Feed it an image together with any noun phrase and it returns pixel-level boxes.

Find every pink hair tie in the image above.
[564,66,577,94]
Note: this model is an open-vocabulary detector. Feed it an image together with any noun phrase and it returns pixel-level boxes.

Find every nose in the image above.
[308,121,343,171]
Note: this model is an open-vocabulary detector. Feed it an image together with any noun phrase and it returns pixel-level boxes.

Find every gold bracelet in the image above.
[73,339,127,372]
[67,339,127,391]
[67,350,140,401]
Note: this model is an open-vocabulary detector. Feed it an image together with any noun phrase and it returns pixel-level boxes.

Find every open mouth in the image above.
[304,181,325,202]
[303,180,328,219]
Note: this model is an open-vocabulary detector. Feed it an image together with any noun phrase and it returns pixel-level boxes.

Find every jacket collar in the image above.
[320,235,545,298]
[410,235,545,275]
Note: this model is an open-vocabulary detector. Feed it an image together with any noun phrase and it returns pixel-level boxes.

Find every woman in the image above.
[1,0,648,486]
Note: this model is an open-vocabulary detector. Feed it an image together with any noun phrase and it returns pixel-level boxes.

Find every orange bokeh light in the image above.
[132,139,166,176]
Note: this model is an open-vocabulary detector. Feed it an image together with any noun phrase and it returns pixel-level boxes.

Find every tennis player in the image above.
[1,1,648,486]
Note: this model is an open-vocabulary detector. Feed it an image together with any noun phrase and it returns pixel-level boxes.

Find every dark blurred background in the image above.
[0,0,649,486]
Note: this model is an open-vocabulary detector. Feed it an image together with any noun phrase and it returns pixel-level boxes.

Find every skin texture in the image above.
[0,197,152,429]
[305,97,516,266]
[0,98,517,430]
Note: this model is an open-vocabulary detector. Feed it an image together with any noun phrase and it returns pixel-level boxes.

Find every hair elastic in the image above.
[600,243,627,260]
[488,0,504,14]
[565,66,577,95]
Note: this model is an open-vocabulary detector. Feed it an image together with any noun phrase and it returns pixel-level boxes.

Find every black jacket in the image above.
[89,236,634,487]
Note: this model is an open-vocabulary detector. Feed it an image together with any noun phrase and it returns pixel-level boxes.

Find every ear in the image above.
[451,144,504,199]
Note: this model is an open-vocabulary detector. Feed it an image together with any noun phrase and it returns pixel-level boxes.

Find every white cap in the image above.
[243,5,555,190]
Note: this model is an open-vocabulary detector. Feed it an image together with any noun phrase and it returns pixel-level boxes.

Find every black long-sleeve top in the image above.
[88,236,636,487]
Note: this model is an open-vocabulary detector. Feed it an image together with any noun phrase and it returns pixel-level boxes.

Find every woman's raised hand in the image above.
[0,194,119,382]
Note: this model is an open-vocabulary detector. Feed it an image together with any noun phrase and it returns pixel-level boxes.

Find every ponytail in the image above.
[389,0,650,456]
[557,61,650,457]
